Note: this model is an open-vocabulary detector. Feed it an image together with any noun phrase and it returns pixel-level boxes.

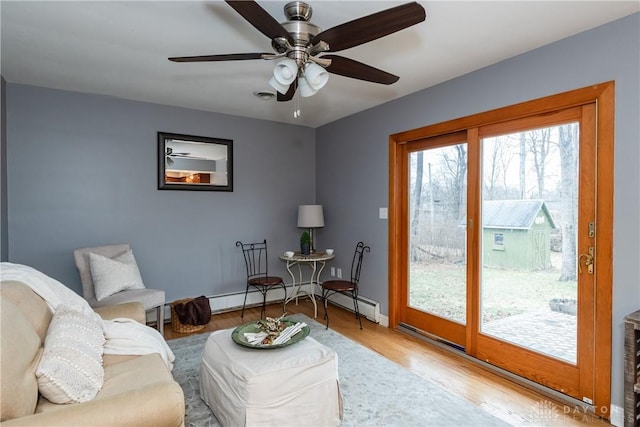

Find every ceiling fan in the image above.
[169,1,426,101]
[165,147,206,166]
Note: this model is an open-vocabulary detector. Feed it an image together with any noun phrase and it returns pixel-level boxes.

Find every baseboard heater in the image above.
[207,286,291,314]
[153,286,290,324]
[205,284,382,324]
[154,284,381,324]
[324,292,381,324]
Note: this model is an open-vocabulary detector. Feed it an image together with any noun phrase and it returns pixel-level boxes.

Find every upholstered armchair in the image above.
[73,244,165,334]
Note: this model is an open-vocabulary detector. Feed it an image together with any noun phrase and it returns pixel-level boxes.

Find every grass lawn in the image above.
[409,260,577,324]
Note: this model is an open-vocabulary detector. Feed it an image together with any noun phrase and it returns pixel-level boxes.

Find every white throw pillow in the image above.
[36,305,105,404]
[89,249,146,301]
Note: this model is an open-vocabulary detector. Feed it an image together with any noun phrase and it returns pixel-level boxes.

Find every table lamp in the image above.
[297,205,324,253]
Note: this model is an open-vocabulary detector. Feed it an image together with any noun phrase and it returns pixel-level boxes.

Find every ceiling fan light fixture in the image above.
[304,62,329,90]
[269,75,291,95]
[298,75,318,97]
[273,58,298,85]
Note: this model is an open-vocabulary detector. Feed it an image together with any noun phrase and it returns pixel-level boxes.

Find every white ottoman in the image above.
[199,328,343,427]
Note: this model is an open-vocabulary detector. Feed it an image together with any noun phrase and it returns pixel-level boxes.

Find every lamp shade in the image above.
[269,58,298,95]
[297,205,324,228]
[273,58,297,85]
[304,63,329,90]
[268,75,291,95]
[297,75,318,97]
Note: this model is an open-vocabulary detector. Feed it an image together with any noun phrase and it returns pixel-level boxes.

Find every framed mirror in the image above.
[158,132,233,191]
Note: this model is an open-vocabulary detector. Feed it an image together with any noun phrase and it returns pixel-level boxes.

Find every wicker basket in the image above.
[170,298,206,333]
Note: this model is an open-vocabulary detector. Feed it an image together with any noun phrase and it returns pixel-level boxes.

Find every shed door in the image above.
[532,230,546,270]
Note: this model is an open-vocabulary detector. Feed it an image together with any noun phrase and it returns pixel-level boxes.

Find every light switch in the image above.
[379,207,388,219]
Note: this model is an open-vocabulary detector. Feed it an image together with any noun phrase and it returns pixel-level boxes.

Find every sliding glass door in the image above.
[390,83,614,416]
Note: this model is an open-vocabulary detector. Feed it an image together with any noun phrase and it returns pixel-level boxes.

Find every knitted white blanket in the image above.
[0,262,174,370]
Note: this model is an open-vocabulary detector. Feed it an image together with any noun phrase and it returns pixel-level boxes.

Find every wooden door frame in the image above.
[388,81,614,418]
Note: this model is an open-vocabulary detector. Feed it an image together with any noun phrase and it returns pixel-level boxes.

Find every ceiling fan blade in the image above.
[169,53,270,62]
[311,2,425,52]
[171,155,207,160]
[277,80,298,102]
[324,55,399,85]
[225,1,294,46]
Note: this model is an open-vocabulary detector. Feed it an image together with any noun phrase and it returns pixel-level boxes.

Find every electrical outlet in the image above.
[337,268,342,279]
[330,267,335,276]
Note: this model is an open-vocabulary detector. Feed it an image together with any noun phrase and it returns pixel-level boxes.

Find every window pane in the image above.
[408,143,467,324]
[480,124,579,364]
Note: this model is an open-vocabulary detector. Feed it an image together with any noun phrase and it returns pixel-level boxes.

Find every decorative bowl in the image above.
[231,319,309,349]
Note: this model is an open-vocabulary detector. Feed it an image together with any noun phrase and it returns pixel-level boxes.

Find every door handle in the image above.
[578,247,594,274]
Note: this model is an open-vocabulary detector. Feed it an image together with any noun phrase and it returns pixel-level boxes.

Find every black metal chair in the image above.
[236,240,286,319]
[321,241,370,329]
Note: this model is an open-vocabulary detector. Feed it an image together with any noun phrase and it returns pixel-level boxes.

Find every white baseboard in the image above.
[378,313,389,327]
[610,404,623,427]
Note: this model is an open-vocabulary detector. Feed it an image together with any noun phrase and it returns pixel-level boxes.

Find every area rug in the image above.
[168,314,509,427]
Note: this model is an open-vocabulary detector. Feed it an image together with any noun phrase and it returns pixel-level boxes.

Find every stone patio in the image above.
[481,310,577,363]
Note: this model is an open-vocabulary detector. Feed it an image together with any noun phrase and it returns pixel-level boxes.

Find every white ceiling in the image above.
[2,1,638,128]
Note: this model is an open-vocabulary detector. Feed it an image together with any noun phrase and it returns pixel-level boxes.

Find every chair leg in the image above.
[241,286,250,318]
[260,290,267,319]
[323,290,330,330]
[352,290,362,330]
[280,283,287,314]
[156,305,164,335]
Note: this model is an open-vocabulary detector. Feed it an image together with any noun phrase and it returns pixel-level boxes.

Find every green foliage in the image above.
[300,230,311,245]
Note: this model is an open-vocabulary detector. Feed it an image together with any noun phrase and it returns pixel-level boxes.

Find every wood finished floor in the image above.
[164,299,609,426]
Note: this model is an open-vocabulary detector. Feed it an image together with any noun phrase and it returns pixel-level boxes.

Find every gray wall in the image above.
[5,85,316,300]
[316,13,640,410]
[1,76,7,262]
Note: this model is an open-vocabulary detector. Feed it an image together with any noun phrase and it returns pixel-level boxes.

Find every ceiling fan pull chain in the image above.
[293,90,301,118]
